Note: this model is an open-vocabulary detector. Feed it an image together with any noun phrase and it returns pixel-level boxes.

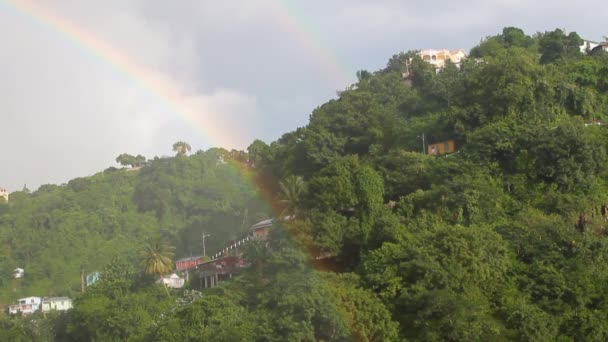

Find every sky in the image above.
[0,0,606,191]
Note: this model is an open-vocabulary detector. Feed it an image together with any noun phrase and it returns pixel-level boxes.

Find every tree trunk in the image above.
[159,275,171,297]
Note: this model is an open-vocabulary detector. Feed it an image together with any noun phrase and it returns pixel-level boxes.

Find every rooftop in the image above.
[250,218,274,230]
[176,256,203,262]
[43,297,71,302]
[249,216,295,230]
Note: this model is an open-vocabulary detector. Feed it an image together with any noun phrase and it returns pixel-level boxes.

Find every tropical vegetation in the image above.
[2,27,608,341]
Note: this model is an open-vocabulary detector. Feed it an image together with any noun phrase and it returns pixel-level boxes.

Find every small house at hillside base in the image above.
[8,297,41,315]
[158,273,185,289]
[428,139,456,156]
[13,267,24,278]
[41,297,72,312]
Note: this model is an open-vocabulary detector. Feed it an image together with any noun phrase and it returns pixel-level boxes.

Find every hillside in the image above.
[3,27,608,341]
[0,148,269,304]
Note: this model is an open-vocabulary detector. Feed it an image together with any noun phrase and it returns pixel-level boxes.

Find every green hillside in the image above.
[0,148,269,304]
[3,27,608,341]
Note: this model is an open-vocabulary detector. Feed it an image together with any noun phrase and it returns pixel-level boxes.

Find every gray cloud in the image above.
[0,0,606,191]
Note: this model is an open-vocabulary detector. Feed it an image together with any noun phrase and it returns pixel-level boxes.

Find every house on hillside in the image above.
[41,297,72,312]
[176,256,204,271]
[0,187,8,203]
[13,268,24,279]
[428,139,457,156]
[197,256,248,288]
[157,273,185,289]
[580,39,600,53]
[8,297,41,315]
[418,49,467,69]
[250,218,274,239]
[247,216,295,240]
[591,43,608,54]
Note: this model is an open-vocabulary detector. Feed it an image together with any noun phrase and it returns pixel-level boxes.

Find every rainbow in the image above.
[1,0,350,264]
[1,0,219,148]
[1,0,353,150]
[270,0,353,86]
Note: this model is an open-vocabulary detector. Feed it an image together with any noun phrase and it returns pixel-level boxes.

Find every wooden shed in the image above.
[427,139,456,156]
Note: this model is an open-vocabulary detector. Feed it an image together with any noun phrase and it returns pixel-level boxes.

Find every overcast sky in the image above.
[0,0,606,191]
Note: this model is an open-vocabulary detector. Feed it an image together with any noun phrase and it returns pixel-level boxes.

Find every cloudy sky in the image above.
[0,0,606,190]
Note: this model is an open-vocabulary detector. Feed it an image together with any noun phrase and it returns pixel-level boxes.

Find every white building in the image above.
[580,39,600,53]
[13,268,24,278]
[158,273,185,289]
[592,43,608,53]
[8,297,42,315]
[417,49,467,69]
[0,188,8,203]
[41,297,73,312]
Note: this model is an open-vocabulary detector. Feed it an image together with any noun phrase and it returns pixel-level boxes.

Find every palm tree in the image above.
[172,141,192,156]
[278,175,306,218]
[140,238,175,297]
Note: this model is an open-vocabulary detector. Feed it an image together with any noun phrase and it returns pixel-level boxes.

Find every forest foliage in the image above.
[2,27,608,341]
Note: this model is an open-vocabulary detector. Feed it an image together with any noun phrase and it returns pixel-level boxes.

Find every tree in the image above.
[140,238,175,297]
[278,175,306,217]
[322,272,400,341]
[469,27,534,58]
[356,69,373,82]
[133,154,146,167]
[500,27,534,49]
[116,153,146,168]
[382,51,418,74]
[247,139,271,168]
[116,153,135,167]
[362,222,511,340]
[172,141,192,156]
[430,60,463,107]
[539,29,583,64]
[149,295,256,341]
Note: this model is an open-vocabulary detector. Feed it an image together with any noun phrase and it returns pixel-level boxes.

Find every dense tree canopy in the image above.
[3,27,608,341]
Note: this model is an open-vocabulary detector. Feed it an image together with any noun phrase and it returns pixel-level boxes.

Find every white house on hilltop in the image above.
[41,297,73,312]
[417,49,467,69]
[8,297,41,315]
[580,36,608,54]
[580,39,600,53]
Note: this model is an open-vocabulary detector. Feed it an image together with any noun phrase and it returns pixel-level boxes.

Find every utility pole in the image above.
[202,232,211,257]
[422,133,426,154]
[418,133,426,154]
